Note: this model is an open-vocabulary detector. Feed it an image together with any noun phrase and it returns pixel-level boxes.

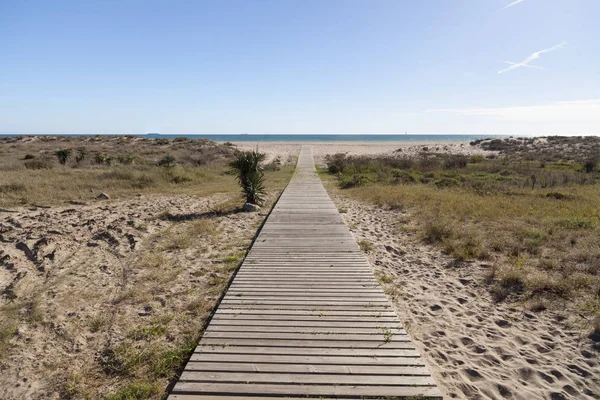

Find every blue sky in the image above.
[1,0,598,134]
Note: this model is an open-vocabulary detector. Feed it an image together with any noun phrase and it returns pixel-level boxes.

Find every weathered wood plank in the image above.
[179,371,437,386]
[171,382,442,398]
[181,361,432,375]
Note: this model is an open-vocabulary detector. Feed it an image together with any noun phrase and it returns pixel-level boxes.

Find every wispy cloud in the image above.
[498,42,566,74]
[504,0,527,9]
[428,99,600,123]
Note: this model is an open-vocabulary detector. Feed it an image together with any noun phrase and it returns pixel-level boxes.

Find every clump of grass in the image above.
[127,324,167,341]
[104,381,160,400]
[187,219,217,236]
[75,147,88,163]
[89,314,109,333]
[158,228,192,251]
[0,307,19,358]
[0,183,26,194]
[137,253,168,269]
[491,267,527,301]
[157,154,176,168]
[423,219,453,244]
[359,240,373,253]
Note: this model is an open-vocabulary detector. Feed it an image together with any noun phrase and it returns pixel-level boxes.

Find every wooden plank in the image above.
[171,383,442,398]
[198,340,413,349]
[179,371,437,386]
[181,361,432,375]
[210,320,403,328]
[189,353,426,366]
[214,309,396,316]
[195,347,421,357]
[205,326,405,334]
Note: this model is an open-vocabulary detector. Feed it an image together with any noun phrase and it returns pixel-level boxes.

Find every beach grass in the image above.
[325,152,600,317]
[0,136,293,207]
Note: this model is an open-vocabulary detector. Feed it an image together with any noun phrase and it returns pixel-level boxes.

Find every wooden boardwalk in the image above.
[169,146,442,399]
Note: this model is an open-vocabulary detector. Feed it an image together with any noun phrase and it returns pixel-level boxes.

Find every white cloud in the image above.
[498,42,566,74]
[504,0,527,9]
[428,100,600,123]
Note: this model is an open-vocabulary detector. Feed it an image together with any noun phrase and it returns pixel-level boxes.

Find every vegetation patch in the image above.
[325,149,600,319]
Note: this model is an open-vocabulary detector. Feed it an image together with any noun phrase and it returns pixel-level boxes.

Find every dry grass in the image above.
[0,135,294,208]
[326,152,600,320]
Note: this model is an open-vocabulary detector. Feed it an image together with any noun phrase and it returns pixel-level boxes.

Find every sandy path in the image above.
[329,195,600,400]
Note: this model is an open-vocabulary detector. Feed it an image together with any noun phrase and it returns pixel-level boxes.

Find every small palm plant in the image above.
[229,150,267,205]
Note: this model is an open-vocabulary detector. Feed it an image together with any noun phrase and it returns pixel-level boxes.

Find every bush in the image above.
[424,220,453,244]
[325,153,349,174]
[443,155,468,170]
[55,149,72,165]
[434,177,460,188]
[583,156,598,173]
[339,174,370,189]
[391,170,423,184]
[158,155,176,168]
[75,147,88,163]
[117,154,135,165]
[264,156,282,171]
[25,157,53,169]
[95,154,112,165]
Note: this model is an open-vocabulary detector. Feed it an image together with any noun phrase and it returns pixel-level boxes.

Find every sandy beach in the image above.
[233,140,487,165]
[2,136,598,399]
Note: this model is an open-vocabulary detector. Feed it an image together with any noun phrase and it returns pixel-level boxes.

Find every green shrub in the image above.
[117,154,135,165]
[392,170,423,184]
[75,147,88,163]
[583,156,598,173]
[443,155,468,170]
[434,177,460,188]
[55,149,72,165]
[339,174,370,189]
[157,155,176,168]
[95,154,112,165]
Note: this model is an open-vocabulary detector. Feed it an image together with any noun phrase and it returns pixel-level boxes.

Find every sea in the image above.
[0,134,511,143]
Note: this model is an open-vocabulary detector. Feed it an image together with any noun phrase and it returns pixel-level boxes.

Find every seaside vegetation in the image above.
[229,150,268,205]
[325,146,600,326]
[0,135,295,399]
[0,135,293,207]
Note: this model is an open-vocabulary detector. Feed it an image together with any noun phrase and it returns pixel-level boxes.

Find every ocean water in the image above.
[1,133,510,142]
